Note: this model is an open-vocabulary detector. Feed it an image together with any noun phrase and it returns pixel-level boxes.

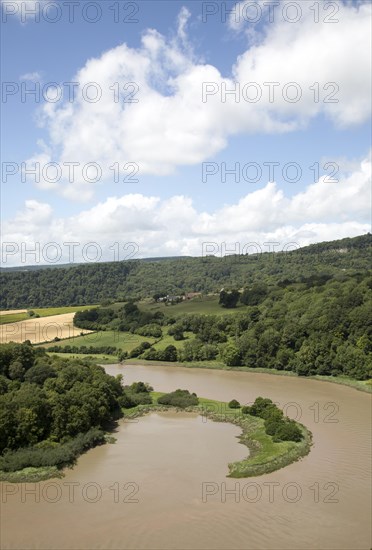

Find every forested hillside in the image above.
[1,234,371,308]
[71,272,372,380]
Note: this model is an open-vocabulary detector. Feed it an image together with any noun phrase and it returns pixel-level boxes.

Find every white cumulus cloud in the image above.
[22,2,371,200]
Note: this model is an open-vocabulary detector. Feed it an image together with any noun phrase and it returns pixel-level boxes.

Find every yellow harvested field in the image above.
[0,313,92,344]
[0,309,28,316]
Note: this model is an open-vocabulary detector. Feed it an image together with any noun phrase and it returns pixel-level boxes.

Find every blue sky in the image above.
[1,0,371,265]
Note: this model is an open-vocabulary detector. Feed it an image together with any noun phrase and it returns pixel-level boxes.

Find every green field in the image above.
[0,305,97,325]
[34,306,98,317]
[39,330,156,352]
[151,329,195,351]
[39,324,195,356]
[139,296,249,317]
[0,313,28,324]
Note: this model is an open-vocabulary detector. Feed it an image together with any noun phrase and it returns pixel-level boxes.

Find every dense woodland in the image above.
[0,234,371,308]
[0,342,150,472]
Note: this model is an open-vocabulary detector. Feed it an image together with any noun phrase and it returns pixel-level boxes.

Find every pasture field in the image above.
[151,329,195,351]
[34,305,97,317]
[58,297,246,318]
[39,330,156,351]
[0,313,28,324]
[0,313,92,344]
[138,296,249,317]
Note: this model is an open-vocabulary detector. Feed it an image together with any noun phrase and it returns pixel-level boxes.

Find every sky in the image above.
[1,0,371,266]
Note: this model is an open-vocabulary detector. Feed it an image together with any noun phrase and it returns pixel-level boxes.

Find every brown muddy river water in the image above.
[1,364,371,549]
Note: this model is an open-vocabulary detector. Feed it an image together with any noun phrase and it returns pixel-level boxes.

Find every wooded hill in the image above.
[0,234,371,309]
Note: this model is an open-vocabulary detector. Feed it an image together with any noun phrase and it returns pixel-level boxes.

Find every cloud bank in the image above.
[2,154,370,265]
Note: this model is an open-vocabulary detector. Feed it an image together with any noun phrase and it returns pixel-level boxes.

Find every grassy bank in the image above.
[124,359,372,393]
[0,428,109,483]
[122,393,312,478]
[209,410,311,478]
[0,466,63,483]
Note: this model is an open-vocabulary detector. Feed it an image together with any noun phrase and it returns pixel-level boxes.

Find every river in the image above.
[1,364,371,549]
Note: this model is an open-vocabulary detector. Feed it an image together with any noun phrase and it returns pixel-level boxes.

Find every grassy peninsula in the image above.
[122,391,312,478]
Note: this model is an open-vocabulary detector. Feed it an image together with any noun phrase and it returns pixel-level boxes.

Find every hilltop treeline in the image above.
[0,234,371,308]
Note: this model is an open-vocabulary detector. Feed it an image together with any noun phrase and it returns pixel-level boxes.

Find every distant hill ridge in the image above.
[0,233,371,308]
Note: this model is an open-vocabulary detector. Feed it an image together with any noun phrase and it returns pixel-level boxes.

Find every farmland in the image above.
[0,305,97,325]
[39,329,155,352]
[0,313,92,344]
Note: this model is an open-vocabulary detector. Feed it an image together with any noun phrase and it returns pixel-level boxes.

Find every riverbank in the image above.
[0,430,112,483]
[44,353,371,392]
[123,359,372,393]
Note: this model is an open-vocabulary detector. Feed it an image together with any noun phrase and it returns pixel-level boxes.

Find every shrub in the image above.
[264,418,282,436]
[248,397,275,417]
[0,428,105,472]
[241,397,303,442]
[118,393,136,408]
[118,351,128,362]
[136,324,162,338]
[222,345,241,367]
[121,381,154,406]
[272,420,303,442]
[141,348,159,360]
[129,393,153,405]
[129,342,152,358]
[260,404,284,421]
[160,345,178,362]
[157,389,199,408]
[228,399,240,409]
